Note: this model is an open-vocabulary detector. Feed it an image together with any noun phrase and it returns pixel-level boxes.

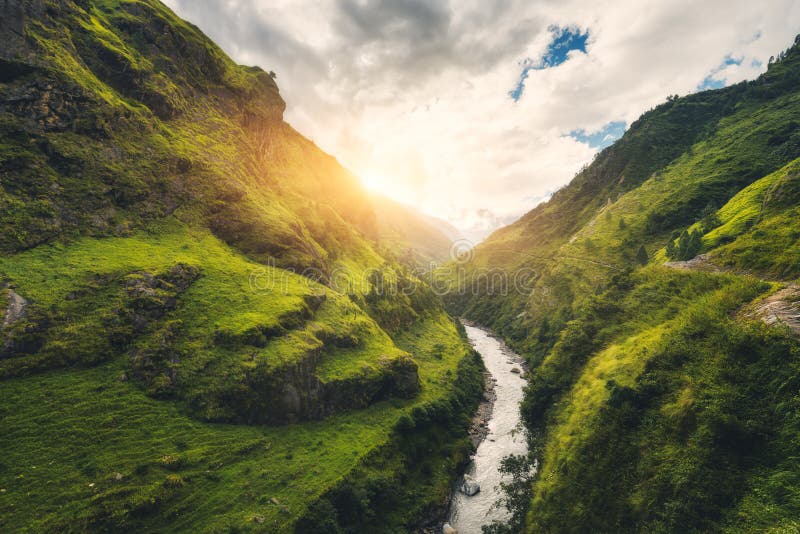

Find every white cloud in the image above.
[163,0,800,240]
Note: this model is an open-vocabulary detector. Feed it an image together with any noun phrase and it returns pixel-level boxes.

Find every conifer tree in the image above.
[636,245,650,265]
[687,230,703,258]
[637,245,649,265]
[677,230,690,259]
[666,238,677,260]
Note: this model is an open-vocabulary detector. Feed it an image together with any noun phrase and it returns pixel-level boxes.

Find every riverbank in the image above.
[468,368,497,447]
[292,322,486,533]
[446,323,529,534]
[416,360,496,534]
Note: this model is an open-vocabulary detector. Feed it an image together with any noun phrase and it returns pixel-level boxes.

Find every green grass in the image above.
[448,39,800,533]
[0,357,393,532]
[521,269,800,532]
[0,219,422,417]
[0,219,478,531]
[0,0,483,531]
[703,158,800,279]
[0,312,473,533]
[556,89,800,276]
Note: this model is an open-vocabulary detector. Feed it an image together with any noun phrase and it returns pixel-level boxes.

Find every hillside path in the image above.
[749,284,800,336]
[664,256,800,336]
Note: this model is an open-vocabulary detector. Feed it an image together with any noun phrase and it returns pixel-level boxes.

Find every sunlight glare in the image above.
[360,171,387,191]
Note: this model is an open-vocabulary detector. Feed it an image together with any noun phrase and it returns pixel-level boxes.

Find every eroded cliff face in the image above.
[237,352,420,425]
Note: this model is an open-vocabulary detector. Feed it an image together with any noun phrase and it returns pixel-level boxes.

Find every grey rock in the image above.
[459,475,480,496]
[2,289,27,330]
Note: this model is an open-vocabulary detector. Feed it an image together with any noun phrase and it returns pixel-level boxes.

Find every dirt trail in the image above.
[749,284,800,336]
[663,254,722,273]
[664,256,800,336]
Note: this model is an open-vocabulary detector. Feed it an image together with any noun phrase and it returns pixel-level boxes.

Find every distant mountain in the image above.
[370,193,461,264]
[448,35,800,532]
[0,1,482,532]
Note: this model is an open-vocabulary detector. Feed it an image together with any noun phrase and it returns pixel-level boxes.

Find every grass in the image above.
[0,224,474,531]
[0,357,394,532]
[0,219,478,531]
[0,0,481,531]
[0,218,428,416]
[0,311,474,532]
[704,158,800,279]
[558,90,800,275]
[522,269,799,532]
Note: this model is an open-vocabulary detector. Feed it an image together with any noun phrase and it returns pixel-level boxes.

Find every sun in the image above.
[360,171,387,191]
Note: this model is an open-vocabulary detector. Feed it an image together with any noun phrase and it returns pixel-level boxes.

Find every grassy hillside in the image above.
[0,1,483,531]
[449,36,800,532]
[370,193,459,264]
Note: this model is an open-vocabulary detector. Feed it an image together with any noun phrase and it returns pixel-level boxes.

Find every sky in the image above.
[163,0,800,242]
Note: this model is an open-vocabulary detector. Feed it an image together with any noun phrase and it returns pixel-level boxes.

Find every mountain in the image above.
[370,193,461,264]
[450,36,800,532]
[0,1,483,532]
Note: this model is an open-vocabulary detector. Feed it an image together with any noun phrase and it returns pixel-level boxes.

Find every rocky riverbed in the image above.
[445,323,529,534]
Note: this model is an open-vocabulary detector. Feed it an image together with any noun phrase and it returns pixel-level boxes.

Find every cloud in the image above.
[697,55,745,90]
[163,0,800,241]
[510,24,589,100]
[569,121,627,150]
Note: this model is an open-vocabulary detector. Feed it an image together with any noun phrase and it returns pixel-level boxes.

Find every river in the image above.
[446,323,528,533]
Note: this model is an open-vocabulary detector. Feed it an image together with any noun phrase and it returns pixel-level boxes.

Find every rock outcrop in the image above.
[222,351,421,425]
[459,475,480,496]
[2,287,27,330]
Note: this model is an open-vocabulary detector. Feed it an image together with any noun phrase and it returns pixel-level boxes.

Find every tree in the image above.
[666,237,677,260]
[674,229,703,260]
[482,454,535,534]
[636,245,649,265]
[699,201,720,232]
[687,230,703,258]
[677,230,690,259]
[618,217,627,230]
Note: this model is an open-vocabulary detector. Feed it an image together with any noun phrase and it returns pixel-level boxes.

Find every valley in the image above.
[1,1,800,533]
[0,1,483,531]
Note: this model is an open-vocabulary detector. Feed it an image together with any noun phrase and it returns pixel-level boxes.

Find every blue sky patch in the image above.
[510,25,589,101]
[697,77,726,90]
[568,121,627,150]
[697,55,743,91]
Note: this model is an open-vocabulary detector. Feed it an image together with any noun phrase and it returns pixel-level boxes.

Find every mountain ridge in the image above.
[450,34,800,533]
[370,192,461,264]
[0,1,483,531]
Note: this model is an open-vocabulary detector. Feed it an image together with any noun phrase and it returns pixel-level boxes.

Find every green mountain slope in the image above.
[370,193,460,264]
[450,36,800,532]
[0,1,482,531]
